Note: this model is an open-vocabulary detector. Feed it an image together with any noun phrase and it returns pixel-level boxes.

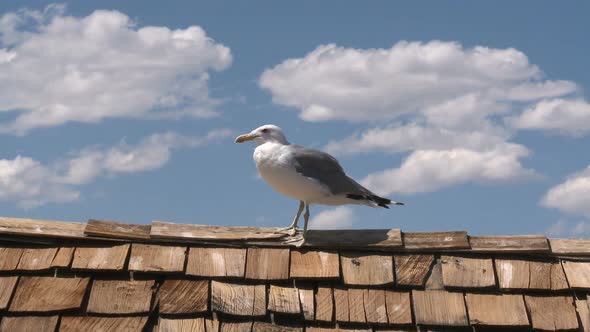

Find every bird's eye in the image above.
[261,128,269,133]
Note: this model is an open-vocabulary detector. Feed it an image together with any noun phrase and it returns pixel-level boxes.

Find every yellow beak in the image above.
[235,133,259,143]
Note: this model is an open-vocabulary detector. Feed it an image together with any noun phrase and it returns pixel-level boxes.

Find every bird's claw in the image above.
[279,226,298,237]
[284,233,306,247]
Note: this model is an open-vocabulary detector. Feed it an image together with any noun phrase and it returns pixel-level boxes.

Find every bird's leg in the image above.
[295,203,310,248]
[280,200,304,236]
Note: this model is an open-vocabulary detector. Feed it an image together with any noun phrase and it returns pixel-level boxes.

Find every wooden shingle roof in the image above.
[0,216,590,331]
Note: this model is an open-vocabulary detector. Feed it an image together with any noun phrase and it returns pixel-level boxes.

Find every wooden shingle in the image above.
[298,286,315,320]
[576,298,590,332]
[268,285,301,314]
[0,316,59,332]
[186,247,246,277]
[0,276,18,310]
[403,231,469,250]
[9,276,89,312]
[16,247,58,270]
[562,260,590,289]
[495,259,568,290]
[220,322,253,332]
[315,284,334,322]
[128,243,186,272]
[158,279,208,314]
[334,287,349,323]
[465,293,529,326]
[151,221,286,240]
[85,219,151,240]
[303,229,402,248]
[412,290,468,326]
[50,246,74,268]
[348,288,366,323]
[207,319,220,332]
[524,295,579,331]
[87,279,155,314]
[341,253,394,285]
[71,244,130,271]
[364,289,388,324]
[441,256,495,288]
[157,318,206,332]
[211,281,266,316]
[245,248,289,280]
[0,247,23,270]
[550,238,590,255]
[469,235,549,252]
[60,316,148,332]
[385,290,412,325]
[395,254,434,287]
[0,217,85,238]
[252,322,303,332]
[290,250,339,278]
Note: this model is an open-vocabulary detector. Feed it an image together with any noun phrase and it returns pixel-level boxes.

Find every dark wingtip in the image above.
[395,202,404,206]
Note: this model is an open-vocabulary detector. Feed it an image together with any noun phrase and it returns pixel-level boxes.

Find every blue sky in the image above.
[0,1,589,236]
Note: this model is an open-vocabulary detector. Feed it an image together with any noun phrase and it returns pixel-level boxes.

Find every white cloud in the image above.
[545,219,590,238]
[0,4,231,134]
[0,129,232,207]
[309,206,354,230]
[507,99,590,136]
[542,166,590,217]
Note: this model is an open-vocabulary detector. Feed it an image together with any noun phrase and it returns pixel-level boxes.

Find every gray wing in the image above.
[290,145,371,196]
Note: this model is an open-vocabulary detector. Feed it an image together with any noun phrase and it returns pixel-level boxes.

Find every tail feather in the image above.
[346,193,404,208]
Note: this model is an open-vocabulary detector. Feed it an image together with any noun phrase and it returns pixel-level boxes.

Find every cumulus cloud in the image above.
[0,129,232,208]
[545,219,590,238]
[309,206,354,229]
[542,166,590,217]
[0,4,231,134]
[507,99,590,136]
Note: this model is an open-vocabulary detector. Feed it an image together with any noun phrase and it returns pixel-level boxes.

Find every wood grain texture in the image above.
[158,279,208,314]
[9,276,89,312]
[576,298,590,332]
[465,293,529,326]
[298,286,314,320]
[562,260,590,289]
[424,258,444,290]
[290,250,339,278]
[0,247,23,270]
[385,290,412,325]
[252,322,303,332]
[495,259,568,290]
[395,254,434,287]
[85,219,151,240]
[186,247,246,277]
[16,247,57,270]
[87,279,155,314]
[315,284,334,322]
[60,316,148,332]
[128,243,186,272]
[211,281,266,316]
[364,289,388,324]
[303,229,402,248]
[0,316,59,332]
[340,252,394,285]
[206,319,220,332]
[0,276,18,310]
[550,238,590,255]
[0,216,85,238]
[220,322,253,332]
[50,246,74,267]
[268,285,301,314]
[403,231,469,250]
[245,248,289,280]
[157,318,206,332]
[71,244,130,270]
[412,290,468,326]
[469,235,549,252]
[524,295,579,331]
[334,287,349,323]
[441,256,495,288]
[348,288,366,323]
[152,221,287,240]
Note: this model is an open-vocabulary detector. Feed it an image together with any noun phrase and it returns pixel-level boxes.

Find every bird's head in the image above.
[235,124,289,145]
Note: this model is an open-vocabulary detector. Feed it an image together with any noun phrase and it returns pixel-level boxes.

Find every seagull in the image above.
[235,124,403,244]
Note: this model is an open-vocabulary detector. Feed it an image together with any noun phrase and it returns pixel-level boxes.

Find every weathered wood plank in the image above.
[562,260,590,289]
[220,322,253,332]
[395,254,434,287]
[0,217,85,238]
[211,281,266,316]
[290,249,339,278]
[85,219,151,240]
[71,244,130,270]
[316,284,334,322]
[524,295,579,331]
[87,279,155,314]
[206,319,220,332]
[9,276,89,312]
[348,288,366,323]
[0,276,18,310]
[334,287,349,323]
[385,290,412,325]
[341,252,394,285]
[16,247,58,270]
[151,221,287,240]
[50,246,74,268]
[186,247,246,277]
[465,293,529,326]
[128,243,186,272]
[245,248,289,280]
[158,279,208,314]
[441,256,495,288]
[303,229,402,248]
[157,318,206,332]
[251,322,302,332]
[268,285,301,314]
[576,298,590,332]
[469,235,549,252]
[0,247,24,270]
[550,238,590,255]
[424,258,444,290]
[0,316,59,332]
[298,286,314,321]
[364,289,388,324]
[60,316,148,332]
[495,259,568,290]
[403,231,470,250]
[412,290,468,326]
